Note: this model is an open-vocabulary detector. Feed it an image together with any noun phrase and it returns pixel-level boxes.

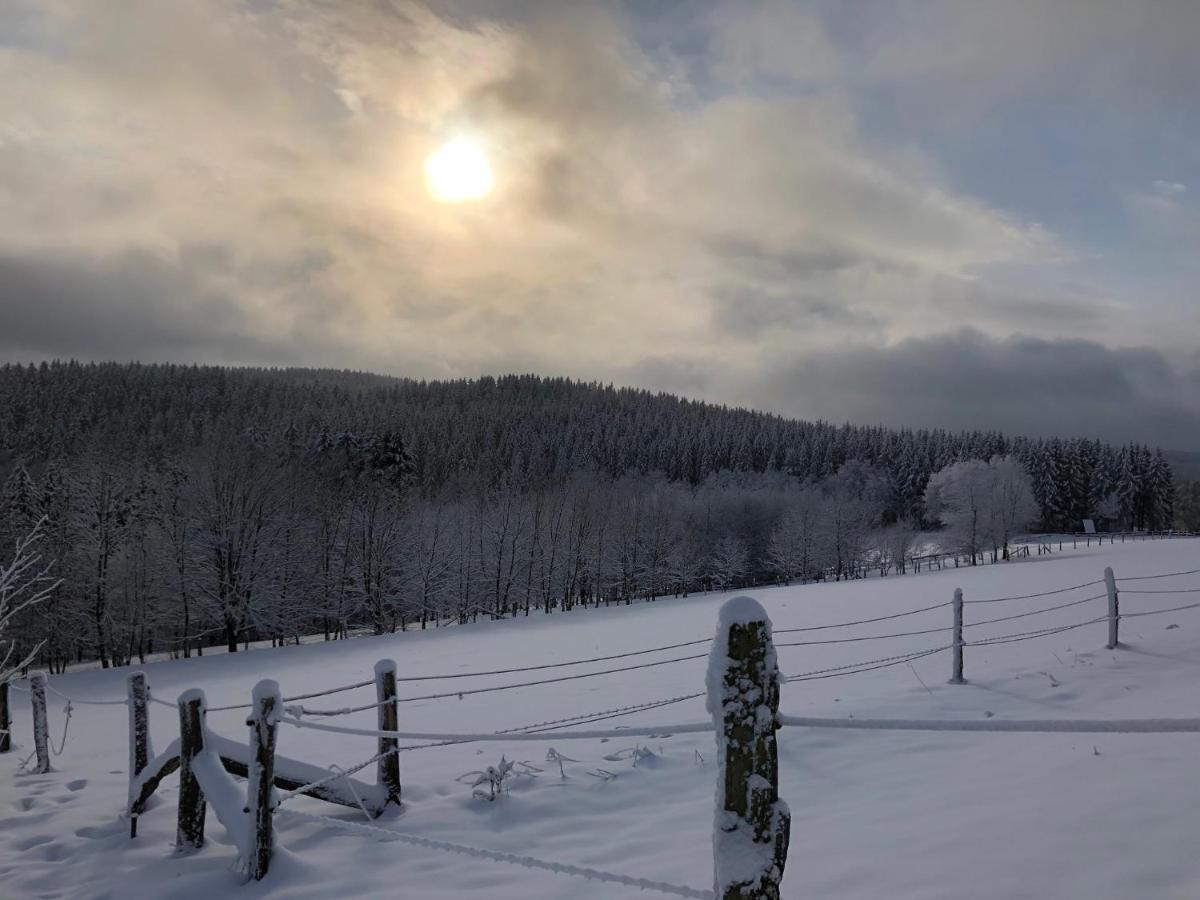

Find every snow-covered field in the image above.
[2,538,1199,899]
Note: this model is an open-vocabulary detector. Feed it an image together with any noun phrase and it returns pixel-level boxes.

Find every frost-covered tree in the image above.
[1,520,58,683]
[925,458,992,563]
[709,535,749,590]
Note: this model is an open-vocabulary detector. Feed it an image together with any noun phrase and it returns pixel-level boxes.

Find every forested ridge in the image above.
[0,362,1176,670]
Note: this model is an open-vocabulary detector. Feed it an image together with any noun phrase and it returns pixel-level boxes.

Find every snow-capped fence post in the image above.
[0,680,11,753]
[950,588,965,684]
[375,659,402,807]
[708,595,790,900]
[1104,566,1120,650]
[247,680,280,881]
[176,689,207,850]
[127,671,152,837]
[30,672,51,773]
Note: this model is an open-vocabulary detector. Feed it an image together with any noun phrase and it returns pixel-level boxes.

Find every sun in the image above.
[425,138,493,203]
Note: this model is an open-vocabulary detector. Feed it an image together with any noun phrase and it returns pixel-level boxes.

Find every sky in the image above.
[1,1,1199,449]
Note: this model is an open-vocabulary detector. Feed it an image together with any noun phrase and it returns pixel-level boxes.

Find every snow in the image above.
[2,538,1200,898]
[191,750,250,861]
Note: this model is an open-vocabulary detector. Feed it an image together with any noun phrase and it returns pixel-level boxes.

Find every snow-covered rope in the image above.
[275,808,714,899]
[963,594,1106,628]
[277,716,715,742]
[281,679,374,703]
[519,692,706,734]
[778,715,1200,734]
[963,579,1106,605]
[383,651,711,705]
[48,701,72,756]
[275,749,394,807]
[1121,600,1200,619]
[276,694,711,801]
[45,683,128,706]
[964,616,1108,647]
[389,638,714,682]
[206,700,252,712]
[285,698,391,718]
[775,624,952,647]
[773,600,951,634]
[782,646,951,683]
[1117,566,1200,583]
[388,693,707,755]
[1121,587,1200,596]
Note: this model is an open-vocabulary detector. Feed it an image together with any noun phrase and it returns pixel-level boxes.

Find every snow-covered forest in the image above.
[0,362,1176,671]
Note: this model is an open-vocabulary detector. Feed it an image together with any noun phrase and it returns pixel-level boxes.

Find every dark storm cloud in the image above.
[0,252,296,364]
[758,331,1200,449]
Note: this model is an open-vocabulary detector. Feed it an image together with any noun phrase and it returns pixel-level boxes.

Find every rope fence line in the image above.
[962,594,1106,628]
[773,600,951,634]
[384,651,712,704]
[277,692,710,801]
[774,624,952,647]
[964,579,1105,605]
[45,683,129,707]
[1121,600,1200,619]
[964,617,1109,647]
[782,646,951,682]
[1116,567,1200,583]
[778,715,1200,734]
[1121,588,1200,596]
[275,808,714,900]
[277,716,717,743]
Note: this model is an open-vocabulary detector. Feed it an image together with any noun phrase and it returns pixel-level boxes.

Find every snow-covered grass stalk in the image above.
[707,596,789,900]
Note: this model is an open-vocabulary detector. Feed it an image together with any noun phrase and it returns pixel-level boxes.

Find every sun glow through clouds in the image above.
[425,138,493,203]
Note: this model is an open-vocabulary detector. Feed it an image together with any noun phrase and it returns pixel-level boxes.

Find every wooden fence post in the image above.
[176,689,207,850]
[950,588,965,684]
[1104,566,1120,650]
[127,671,152,837]
[247,680,280,881]
[30,673,51,774]
[709,596,789,900]
[0,680,11,754]
[375,659,401,807]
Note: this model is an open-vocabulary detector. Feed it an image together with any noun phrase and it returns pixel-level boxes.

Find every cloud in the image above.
[746,331,1200,450]
[0,1,1194,446]
[1152,180,1188,197]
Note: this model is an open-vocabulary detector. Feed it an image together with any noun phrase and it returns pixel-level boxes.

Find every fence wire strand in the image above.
[964,579,1105,605]
[275,808,714,899]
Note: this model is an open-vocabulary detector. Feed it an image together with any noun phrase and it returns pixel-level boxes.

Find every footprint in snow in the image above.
[13,833,55,851]
[65,779,87,792]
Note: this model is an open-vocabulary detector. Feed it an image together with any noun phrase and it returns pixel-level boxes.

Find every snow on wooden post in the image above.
[30,673,51,774]
[707,596,790,900]
[176,689,207,850]
[375,659,401,807]
[127,672,153,838]
[0,680,11,753]
[1105,566,1120,650]
[247,680,280,881]
[950,588,966,684]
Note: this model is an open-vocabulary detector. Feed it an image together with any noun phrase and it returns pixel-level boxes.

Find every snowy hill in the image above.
[3,537,1200,899]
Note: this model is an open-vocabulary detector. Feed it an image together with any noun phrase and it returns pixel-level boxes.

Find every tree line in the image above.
[0,362,1177,671]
